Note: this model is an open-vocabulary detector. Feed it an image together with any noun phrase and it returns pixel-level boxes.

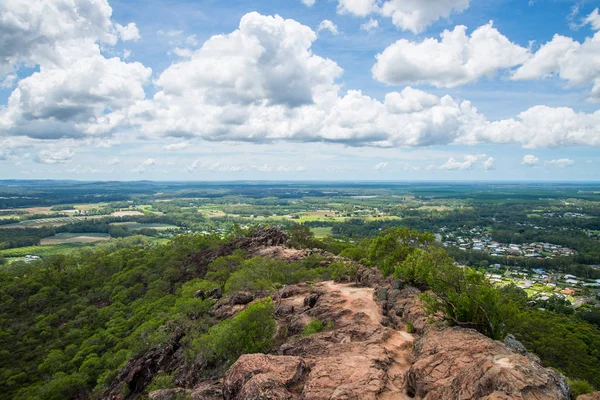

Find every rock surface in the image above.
[578,394,600,400]
[406,327,570,400]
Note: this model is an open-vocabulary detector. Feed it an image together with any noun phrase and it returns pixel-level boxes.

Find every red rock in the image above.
[406,327,569,400]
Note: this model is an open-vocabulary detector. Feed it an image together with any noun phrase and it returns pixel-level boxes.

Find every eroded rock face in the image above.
[406,327,570,400]
[578,393,600,400]
[223,354,308,400]
[224,281,415,400]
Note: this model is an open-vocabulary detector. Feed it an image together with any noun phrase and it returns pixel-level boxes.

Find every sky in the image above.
[1,0,600,181]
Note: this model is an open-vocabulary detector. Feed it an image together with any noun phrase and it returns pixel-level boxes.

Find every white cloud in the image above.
[462,105,600,148]
[512,12,600,99]
[0,74,17,89]
[164,141,189,151]
[35,148,75,164]
[157,30,183,37]
[187,160,201,173]
[337,0,377,17]
[116,22,141,41]
[483,157,496,170]
[522,155,539,166]
[108,157,120,165]
[338,0,470,33]
[317,20,339,35]
[131,158,156,173]
[0,0,152,139]
[546,158,574,168]
[439,154,485,170]
[373,161,388,170]
[131,12,600,149]
[302,0,316,6]
[583,8,600,31]
[373,22,530,88]
[360,19,379,32]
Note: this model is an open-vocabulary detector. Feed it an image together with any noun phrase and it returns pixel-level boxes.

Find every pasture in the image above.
[40,233,110,245]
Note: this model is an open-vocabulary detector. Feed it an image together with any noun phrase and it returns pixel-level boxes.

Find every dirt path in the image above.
[321,281,383,324]
[315,281,415,399]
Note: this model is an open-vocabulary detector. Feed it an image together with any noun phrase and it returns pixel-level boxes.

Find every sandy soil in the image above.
[321,281,382,324]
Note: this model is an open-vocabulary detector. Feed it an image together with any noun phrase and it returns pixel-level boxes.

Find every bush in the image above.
[404,321,415,333]
[194,298,277,365]
[302,320,325,336]
[567,378,594,399]
[147,373,174,392]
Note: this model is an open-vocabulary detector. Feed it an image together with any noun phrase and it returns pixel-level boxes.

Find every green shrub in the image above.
[147,372,174,392]
[303,320,325,336]
[567,378,594,399]
[404,321,415,333]
[194,298,277,365]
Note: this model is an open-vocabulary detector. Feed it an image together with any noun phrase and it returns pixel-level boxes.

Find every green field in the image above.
[311,227,333,237]
[111,222,180,231]
[0,243,91,258]
[0,215,103,228]
[40,232,110,245]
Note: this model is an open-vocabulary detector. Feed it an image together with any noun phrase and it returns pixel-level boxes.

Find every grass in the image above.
[311,227,332,237]
[40,232,110,245]
[0,243,92,258]
[110,222,180,231]
[0,216,103,229]
[302,320,325,336]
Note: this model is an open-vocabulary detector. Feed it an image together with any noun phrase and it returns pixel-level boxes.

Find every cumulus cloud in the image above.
[0,0,152,140]
[164,142,189,151]
[35,148,75,164]
[3,8,600,153]
[116,23,141,41]
[439,154,486,170]
[302,0,316,6]
[373,161,388,170]
[584,8,600,31]
[317,20,340,35]
[522,155,540,166]
[483,157,496,170]
[338,0,470,33]
[131,158,157,173]
[513,10,600,99]
[546,158,574,168]
[360,19,379,32]
[108,157,121,165]
[373,22,530,88]
[461,106,600,148]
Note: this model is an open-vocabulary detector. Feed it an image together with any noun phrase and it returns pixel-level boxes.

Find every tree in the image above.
[288,223,315,248]
[368,227,434,276]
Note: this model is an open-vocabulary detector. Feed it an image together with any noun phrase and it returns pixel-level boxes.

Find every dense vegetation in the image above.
[0,229,352,399]
[2,181,600,397]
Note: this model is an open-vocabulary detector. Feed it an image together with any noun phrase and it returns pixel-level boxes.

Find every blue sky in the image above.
[1,0,599,180]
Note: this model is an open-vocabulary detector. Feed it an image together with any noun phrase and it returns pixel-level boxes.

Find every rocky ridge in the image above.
[107,227,570,400]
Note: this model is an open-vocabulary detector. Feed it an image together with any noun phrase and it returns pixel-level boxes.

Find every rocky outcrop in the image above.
[180,226,290,278]
[405,327,570,400]
[103,327,185,399]
[578,393,600,400]
[107,240,573,400]
[224,281,414,400]
[223,354,308,400]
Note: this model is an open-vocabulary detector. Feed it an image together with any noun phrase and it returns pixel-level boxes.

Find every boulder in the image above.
[223,354,308,400]
[303,293,320,308]
[406,327,570,400]
[229,292,254,305]
[579,393,600,400]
